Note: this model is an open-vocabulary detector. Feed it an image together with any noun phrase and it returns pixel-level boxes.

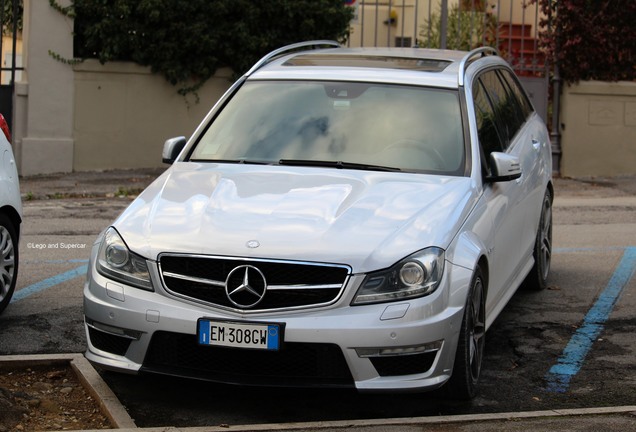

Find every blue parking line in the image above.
[11,264,88,302]
[545,246,636,393]
[23,259,89,264]
[554,246,628,254]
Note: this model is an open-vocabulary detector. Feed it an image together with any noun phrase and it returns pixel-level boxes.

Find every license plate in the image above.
[197,319,282,351]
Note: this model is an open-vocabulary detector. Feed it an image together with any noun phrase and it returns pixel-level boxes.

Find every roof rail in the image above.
[245,40,341,77]
[457,46,499,87]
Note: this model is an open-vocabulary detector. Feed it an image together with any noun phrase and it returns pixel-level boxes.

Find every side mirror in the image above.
[485,152,522,182]
[162,136,187,164]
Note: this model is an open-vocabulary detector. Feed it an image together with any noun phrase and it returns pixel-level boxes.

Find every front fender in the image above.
[447,230,487,273]
[445,230,488,310]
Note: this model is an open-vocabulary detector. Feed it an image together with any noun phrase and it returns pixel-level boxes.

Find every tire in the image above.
[0,214,19,314]
[525,189,553,291]
[443,267,486,400]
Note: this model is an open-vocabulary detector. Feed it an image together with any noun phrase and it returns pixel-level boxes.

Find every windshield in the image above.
[190,81,466,175]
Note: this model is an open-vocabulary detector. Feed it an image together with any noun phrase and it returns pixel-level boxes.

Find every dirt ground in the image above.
[0,364,111,431]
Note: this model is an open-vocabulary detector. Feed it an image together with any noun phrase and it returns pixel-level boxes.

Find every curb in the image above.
[554,196,636,207]
[48,406,636,432]
[0,353,136,429]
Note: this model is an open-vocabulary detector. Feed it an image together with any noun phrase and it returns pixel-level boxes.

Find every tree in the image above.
[534,0,636,83]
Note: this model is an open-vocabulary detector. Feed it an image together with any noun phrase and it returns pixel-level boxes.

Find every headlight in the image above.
[352,247,444,305]
[96,227,153,291]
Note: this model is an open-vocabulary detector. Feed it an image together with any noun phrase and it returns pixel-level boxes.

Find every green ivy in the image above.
[59,0,353,96]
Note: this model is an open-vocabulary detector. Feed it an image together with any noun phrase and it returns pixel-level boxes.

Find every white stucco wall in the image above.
[73,61,233,171]
[16,0,75,175]
[13,0,233,174]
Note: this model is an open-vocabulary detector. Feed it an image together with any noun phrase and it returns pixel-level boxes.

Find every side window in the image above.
[473,80,503,154]
[472,79,503,175]
[479,70,522,149]
[499,69,533,121]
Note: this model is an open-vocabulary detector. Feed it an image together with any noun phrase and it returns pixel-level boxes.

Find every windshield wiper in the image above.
[189,158,274,165]
[278,159,401,172]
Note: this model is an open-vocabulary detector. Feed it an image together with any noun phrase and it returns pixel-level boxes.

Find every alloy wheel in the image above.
[539,195,553,281]
[0,225,16,301]
[468,276,486,382]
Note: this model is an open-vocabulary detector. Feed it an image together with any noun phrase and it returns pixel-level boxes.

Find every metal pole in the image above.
[427,0,432,47]
[11,0,17,85]
[387,0,392,47]
[360,0,365,47]
[374,0,379,47]
[414,0,419,47]
[1,0,5,75]
[399,0,405,46]
[440,0,448,49]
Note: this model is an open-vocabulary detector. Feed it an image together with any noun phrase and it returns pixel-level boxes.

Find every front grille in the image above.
[142,331,354,388]
[369,351,437,377]
[88,327,132,356]
[159,254,349,312]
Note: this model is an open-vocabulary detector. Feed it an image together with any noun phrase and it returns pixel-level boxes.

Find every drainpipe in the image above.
[549,0,562,175]
[551,62,562,175]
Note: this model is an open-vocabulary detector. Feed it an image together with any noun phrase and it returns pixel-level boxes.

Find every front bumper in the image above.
[83,256,472,392]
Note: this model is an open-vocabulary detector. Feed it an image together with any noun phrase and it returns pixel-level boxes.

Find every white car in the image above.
[0,113,22,314]
[84,42,553,399]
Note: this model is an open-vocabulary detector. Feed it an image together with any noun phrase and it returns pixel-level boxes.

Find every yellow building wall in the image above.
[1,33,23,85]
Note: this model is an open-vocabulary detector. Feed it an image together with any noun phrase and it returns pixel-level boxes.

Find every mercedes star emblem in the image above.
[225,265,267,308]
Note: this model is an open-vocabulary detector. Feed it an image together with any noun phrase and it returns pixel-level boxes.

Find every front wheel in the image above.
[0,214,19,314]
[443,267,486,400]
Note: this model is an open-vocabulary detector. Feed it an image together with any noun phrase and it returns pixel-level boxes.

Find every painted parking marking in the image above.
[11,246,636,392]
[554,246,629,253]
[22,259,90,264]
[12,262,88,302]
[545,246,636,393]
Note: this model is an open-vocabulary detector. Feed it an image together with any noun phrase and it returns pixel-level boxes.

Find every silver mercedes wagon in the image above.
[83,41,553,399]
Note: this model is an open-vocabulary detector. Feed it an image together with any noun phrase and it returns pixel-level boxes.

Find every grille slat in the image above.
[159,255,349,311]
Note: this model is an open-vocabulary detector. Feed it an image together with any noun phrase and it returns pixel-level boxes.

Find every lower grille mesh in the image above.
[369,351,437,376]
[88,327,132,356]
[143,331,354,388]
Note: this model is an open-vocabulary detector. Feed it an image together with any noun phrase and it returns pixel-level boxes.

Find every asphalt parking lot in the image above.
[0,169,635,429]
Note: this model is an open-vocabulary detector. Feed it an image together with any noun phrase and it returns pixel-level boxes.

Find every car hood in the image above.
[113,163,477,273]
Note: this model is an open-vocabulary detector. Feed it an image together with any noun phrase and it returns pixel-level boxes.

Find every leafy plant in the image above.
[419,3,497,50]
[1,0,23,35]
[533,0,636,83]
[54,0,353,96]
